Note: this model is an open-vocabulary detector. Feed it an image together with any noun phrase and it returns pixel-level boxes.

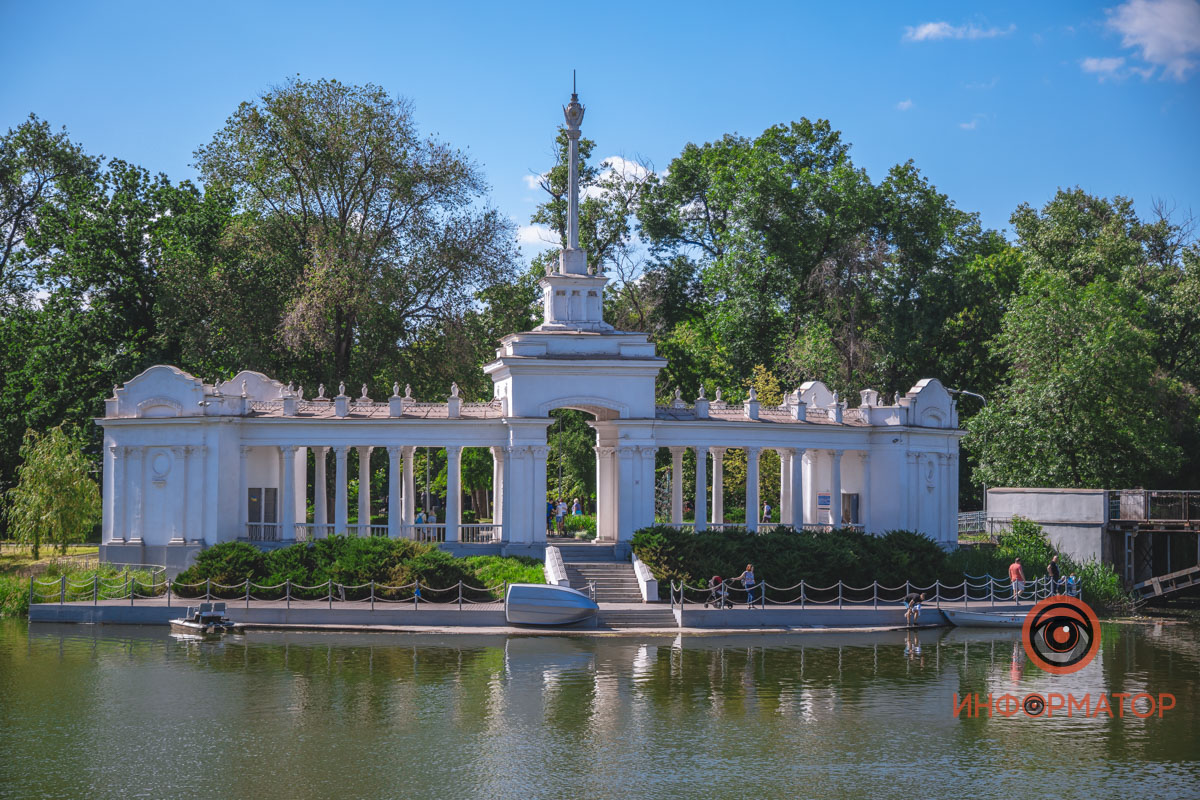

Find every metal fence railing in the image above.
[669,574,1071,610]
[29,575,511,611]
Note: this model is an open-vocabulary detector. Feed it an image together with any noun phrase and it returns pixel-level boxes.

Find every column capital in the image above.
[858,450,870,462]
[530,445,550,459]
[357,445,374,455]
[279,444,297,455]
[669,446,687,456]
[830,448,845,457]
[387,446,402,461]
[774,447,795,457]
[333,445,350,456]
[445,444,463,455]
[710,446,727,456]
[745,445,761,456]
[170,446,186,457]
[693,444,709,455]
[239,445,251,456]
[595,445,616,458]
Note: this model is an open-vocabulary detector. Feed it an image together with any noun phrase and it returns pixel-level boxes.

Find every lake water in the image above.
[1,620,1197,799]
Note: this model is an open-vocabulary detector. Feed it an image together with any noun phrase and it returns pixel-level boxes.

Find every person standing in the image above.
[762,501,772,524]
[556,498,567,534]
[1009,557,1025,601]
[1047,555,1062,595]
[733,564,757,607]
[546,500,555,535]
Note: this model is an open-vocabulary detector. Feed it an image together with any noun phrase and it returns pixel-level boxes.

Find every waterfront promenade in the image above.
[29,595,1033,633]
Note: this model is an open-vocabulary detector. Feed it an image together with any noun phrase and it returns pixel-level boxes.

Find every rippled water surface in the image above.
[1,620,1197,799]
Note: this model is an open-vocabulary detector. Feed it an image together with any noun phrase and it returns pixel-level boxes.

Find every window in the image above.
[248,487,278,540]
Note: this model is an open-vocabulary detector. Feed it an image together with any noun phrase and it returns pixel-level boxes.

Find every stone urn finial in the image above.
[317,383,326,399]
[393,382,400,397]
[451,382,460,398]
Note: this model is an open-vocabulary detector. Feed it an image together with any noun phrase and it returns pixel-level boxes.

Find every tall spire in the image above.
[560,77,588,275]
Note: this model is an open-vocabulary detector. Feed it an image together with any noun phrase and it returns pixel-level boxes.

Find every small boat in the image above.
[941,608,1027,628]
[505,583,598,626]
[170,602,242,637]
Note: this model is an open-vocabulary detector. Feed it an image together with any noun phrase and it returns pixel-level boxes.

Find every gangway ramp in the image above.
[1132,565,1200,600]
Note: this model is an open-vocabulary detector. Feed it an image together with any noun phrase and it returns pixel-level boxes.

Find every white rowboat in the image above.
[941,608,1027,628]
[505,583,598,626]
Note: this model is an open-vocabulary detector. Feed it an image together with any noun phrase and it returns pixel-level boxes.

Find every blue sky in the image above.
[3,0,1198,258]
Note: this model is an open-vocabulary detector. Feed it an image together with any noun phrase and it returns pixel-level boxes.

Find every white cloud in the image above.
[517,224,555,246]
[896,98,914,111]
[599,155,651,181]
[522,173,545,191]
[964,77,999,90]
[1080,55,1128,79]
[903,21,1016,42]
[1108,0,1200,80]
[958,119,979,130]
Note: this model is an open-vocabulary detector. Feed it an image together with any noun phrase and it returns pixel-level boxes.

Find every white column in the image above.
[595,445,617,542]
[746,447,760,532]
[129,446,146,543]
[637,446,658,533]
[694,446,708,532]
[615,446,636,542]
[804,450,818,524]
[531,446,550,543]
[497,446,512,543]
[402,446,416,528]
[831,449,844,528]
[670,447,685,524]
[238,445,250,539]
[109,445,125,542]
[387,447,402,538]
[313,447,328,526]
[170,447,187,543]
[492,446,506,535]
[860,451,871,533]
[711,447,725,525]
[357,446,373,532]
[280,445,297,541]
[778,449,790,523]
[947,452,959,545]
[445,446,462,543]
[334,446,349,535]
[906,451,920,532]
[790,448,805,529]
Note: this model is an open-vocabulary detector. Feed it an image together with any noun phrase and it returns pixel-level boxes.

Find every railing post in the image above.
[206,578,211,601]
[60,575,66,605]
[458,581,463,611]
[245,579,250,609]
[934,579,940,608]
[873,582,878,609]
[371,580,376,612]
[166,579,171,608]
[93,574,99,606]
[414,580,420,609]
[990,577,995,607]
[800,580,805,609]
[129,575,134,607]
[328,580,333,610]
[838,581,843,610]
[286,579,291,609]
[29,576,34,609]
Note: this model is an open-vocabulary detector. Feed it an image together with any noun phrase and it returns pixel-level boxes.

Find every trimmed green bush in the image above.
[632,518,1132,610]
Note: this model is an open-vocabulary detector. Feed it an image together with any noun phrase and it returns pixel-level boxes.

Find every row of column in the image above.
[240,445,503,543]
[666,447,870,532]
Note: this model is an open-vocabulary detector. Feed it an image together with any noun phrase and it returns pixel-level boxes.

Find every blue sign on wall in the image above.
[817,492,831,509]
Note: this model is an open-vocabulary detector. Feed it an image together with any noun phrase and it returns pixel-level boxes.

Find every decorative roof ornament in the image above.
[338,381,346,397]
[297,385,304,400]
[698,385,706,400]
[451,382,460,398]
[240,380,247,397]
[392,382,400,397]
[715,388,723,403]
[748,387,758,402]
[559,73,588,276]
[317,383,326,399]
[404,384,413,399]
[360,384,369,400]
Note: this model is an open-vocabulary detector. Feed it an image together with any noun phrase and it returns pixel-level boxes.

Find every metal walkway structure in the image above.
[1132,564,1200,600]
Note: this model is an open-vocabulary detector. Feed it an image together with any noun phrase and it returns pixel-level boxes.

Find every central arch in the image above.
[536,395,629,421]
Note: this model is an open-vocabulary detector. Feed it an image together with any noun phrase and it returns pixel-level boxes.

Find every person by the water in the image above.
[733,564,757,607]
[904,591,925,627]
[1047,555,1062,594]
[1009,557,1025,600]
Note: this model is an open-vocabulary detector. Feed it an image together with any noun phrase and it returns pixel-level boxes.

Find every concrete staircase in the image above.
[555,542,645,604]
[564,562,643,603]
[598,607,679,629]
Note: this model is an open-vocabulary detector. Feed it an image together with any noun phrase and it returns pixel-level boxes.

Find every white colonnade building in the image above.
[97,90,964,571]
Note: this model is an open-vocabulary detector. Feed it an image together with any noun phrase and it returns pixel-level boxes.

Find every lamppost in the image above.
[948,388,988,520]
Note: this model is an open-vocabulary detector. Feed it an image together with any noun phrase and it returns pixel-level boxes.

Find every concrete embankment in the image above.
[29,598,1031,632]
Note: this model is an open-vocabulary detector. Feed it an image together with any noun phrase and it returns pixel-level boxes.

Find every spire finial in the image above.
[560,81,587,273]
[572,69,576,97]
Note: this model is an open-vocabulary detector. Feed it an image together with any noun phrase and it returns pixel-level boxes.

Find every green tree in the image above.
[967,269,1182,488]
[4,426,100,558]
[195,77,518,380]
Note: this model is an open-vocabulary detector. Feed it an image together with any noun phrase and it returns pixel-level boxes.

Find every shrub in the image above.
[174,542,265,595]
[463,555,543,591]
